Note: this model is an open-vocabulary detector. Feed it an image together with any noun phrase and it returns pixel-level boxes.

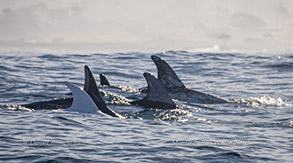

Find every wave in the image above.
[231,96,290,107]
[0,104,34,112]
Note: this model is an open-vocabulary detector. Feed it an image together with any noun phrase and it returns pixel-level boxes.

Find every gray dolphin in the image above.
[151,55,229,104]
[84,66,122,117]
[131,73,176,109]
[100,74,110,86]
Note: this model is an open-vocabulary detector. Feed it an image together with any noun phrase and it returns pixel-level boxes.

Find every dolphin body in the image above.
[150,55,229,104]
[23,66,122,117]
[23,98,72,110]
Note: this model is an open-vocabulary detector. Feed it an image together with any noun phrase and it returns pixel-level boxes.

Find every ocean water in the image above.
[0,51,292,162]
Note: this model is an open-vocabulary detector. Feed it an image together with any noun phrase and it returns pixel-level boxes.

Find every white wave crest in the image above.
[1,104,34,111]
[231,96,290,107]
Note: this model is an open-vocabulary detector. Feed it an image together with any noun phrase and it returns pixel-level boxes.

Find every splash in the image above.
[0,104,34,112]
[115,85,141,94]
[289,121,293,127]
[125,108,193,122]
[231,96,290,107]
[100,90,132,105]
[156,109,193,122]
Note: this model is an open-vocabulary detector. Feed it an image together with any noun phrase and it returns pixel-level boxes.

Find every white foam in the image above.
[232,96,290,107]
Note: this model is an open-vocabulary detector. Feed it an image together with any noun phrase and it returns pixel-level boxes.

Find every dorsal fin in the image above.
[84,65,121,117]
[151,55,185,90]
[65,82,98,114]
[131,73,176,109]
[100,74,110,86]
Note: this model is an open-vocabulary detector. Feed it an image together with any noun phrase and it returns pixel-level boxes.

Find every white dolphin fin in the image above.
[65,82,99,114]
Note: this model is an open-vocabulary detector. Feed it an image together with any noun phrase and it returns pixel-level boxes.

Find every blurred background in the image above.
[0,0,292,53]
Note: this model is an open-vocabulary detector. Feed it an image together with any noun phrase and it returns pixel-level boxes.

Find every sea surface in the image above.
[0,51,292,162]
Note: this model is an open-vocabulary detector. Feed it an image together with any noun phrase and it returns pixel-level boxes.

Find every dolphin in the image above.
[23,65,122,118]
[131,72,176,109]
[83,66,122,117]
[23,69,110,110]
[151,55,229,104]
[100,56,229,104]
[100,74,110,86]
[99,73,177,109]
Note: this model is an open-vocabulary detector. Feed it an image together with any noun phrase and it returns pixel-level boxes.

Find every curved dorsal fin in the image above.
[84,65,121,117]
[131,73,176,109]
[99,74,110,86]
[65,82,98,114]
[151,55,185,90]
